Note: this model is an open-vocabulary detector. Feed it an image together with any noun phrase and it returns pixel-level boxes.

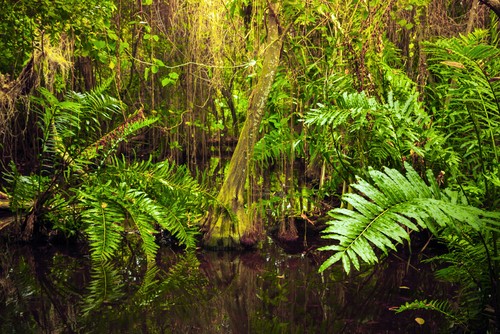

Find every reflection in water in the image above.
[0,240,450,333]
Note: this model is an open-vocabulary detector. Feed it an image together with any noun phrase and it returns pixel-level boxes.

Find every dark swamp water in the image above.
[0,234,452,334]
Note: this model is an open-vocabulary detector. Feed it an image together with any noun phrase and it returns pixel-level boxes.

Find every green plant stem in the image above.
[465,105,488,194]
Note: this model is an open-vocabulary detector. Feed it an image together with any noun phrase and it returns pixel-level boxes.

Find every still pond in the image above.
[0,234,449,333]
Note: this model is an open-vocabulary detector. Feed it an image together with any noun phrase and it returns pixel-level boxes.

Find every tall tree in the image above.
[203,4,283,249]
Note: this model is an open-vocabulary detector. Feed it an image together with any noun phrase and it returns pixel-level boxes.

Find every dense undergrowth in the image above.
[1,0,500,332]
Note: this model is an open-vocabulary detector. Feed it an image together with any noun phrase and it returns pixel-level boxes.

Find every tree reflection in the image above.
[0,241,450,333]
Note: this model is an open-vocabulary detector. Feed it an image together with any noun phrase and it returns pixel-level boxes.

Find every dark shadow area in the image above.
[0,234,452,333]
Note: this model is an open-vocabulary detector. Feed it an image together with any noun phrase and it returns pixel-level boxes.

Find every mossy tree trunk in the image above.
[203,7,282,249]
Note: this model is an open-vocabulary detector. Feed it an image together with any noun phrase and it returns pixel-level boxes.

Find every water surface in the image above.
[0,238,450,333]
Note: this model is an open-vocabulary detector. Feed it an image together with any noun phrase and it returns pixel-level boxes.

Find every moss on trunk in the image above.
[203,7,282,250]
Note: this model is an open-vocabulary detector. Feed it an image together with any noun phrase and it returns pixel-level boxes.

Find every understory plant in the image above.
[318,164,500,331]
[3,82,207,261]
[317,29,500,331]
[303,64,449,192]
[318,163,500,274]
[79,157,205,261]
[425,29,500,207]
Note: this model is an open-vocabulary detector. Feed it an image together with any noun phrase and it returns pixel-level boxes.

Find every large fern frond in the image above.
[424,29,500,194]
[80,186,126,261]
[34,82,124,163]
[116,158,205,249]
[80,158,207,261]
[395,299,464,326]
[304,90,434,175]
[319,163,500,273]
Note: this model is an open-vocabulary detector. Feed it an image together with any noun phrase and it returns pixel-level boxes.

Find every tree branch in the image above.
[479,0,500,18]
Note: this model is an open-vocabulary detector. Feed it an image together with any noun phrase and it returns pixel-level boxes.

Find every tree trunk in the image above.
[467,0,480,33]
[203,8,282,249]
[479,0,500,18]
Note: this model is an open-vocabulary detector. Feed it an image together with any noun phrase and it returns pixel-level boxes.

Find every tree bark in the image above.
[467,0,480,33]
[479,0,500,18]
[203,8,282,249]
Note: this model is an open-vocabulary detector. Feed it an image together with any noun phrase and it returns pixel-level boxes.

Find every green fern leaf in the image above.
[319,163,500,273]
[81,190,125,261]
[80,157,207,261]
[394,299,462,324]
[424,30,500,195]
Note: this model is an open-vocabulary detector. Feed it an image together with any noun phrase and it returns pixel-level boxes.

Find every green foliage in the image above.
[8,79,125,182]
[5,82,165,240]
[318,163,500,273]
[0,0,116,74]
[395,299,464,326]
[424,29,500,205]
[34,81,125,163]
[254,113,294,168]
[4,82,206,260]
[316,30,500,332]
[2,163,43,212]
[304,88,432,180]
[80,157,205,261]
[422,233,497,329]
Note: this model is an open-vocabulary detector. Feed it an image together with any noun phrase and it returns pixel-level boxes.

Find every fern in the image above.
[424,29,500,203]
[80,186,126,261]
[35,83,124,160]
[253,111,298,169]
[425,233,496,327]
[2,163,43,211]
[80,157,207,261]
[318,163,500,273]
[5,82,202,256]
[395,299,464,326]
[304,90,435,181]
[119,188,160,258]
[253,129,291,167]
[80,110,159,166]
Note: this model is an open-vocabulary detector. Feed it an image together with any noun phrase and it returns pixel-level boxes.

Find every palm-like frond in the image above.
[304,90,432,177]
[33,85,159,177]
[59,90,122,152]
[80,158,207,261]
[117,159,204,249]
[80,187,125,261]
[319,163,500,273]
[424,29,500,197]
[34,82,124,165]
[395,299,463,326]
